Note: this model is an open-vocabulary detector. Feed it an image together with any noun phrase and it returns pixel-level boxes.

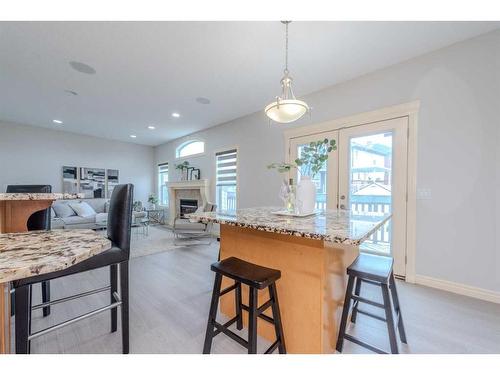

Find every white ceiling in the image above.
[0,21,498,146]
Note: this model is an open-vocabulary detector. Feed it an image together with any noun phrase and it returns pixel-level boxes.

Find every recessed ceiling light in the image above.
[172,112,180,118]
[69,61,96,75]
[196,97,211,105]
[53,119,63,124]
[147,125,156,130]
[130,135,137,138]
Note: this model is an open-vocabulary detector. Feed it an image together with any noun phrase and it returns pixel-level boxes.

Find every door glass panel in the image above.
[296,144,327,210]
[349,132,393,255]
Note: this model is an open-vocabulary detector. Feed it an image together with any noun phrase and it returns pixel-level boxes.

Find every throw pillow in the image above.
[69,201,97,218]
[52,202,76,218]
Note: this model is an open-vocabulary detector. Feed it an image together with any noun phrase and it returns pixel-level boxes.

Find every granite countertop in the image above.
[0,229,111,283]
[188,207,391,245]
[0,193,84,201]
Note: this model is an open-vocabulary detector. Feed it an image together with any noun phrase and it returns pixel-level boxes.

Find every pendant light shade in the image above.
[265,21,309,124]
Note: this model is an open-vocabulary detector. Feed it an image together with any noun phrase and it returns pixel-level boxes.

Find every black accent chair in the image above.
[6,185,52,317]
[13,184,134,354]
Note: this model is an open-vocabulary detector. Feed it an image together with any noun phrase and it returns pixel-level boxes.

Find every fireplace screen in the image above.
[179,199,198,218]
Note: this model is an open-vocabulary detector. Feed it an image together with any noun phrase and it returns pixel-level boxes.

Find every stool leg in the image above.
[351,277,362,323]
[389,273,407,344]
[248,287,258,354]
[10,284,15,316]
[235,282,243,330]
[269,283,286,354]
[203,273,222,354]
[41,281,51,317]
[381,283,398,354]
[15,284,30,354]
[120,261,130,354]
[110,264,118,333]
[28,285,32,353]
[336,275,355,353]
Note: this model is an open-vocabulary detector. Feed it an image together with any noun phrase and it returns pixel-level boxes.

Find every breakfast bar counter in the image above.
[189,207,391,354]
[0,229,111,353]
[0,192,90,353]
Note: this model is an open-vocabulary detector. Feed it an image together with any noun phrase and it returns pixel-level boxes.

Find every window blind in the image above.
[216,149,237,186]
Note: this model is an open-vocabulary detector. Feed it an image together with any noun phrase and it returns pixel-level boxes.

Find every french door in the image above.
[289,117,409,277]
[289,131,339,210]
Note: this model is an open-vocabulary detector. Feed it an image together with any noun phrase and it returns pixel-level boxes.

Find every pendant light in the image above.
[265,21,309,124]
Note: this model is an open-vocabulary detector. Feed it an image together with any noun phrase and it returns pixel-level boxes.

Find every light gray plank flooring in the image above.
[15,241,500,354]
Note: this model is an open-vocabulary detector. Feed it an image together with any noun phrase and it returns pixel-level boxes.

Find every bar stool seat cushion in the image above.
[347,253,393,283]
[211,257,281,289]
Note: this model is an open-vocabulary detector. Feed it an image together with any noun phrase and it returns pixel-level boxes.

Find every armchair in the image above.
[173,203,216,245]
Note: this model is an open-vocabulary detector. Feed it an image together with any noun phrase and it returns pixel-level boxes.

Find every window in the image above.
[158,163,169,206]
[216,149,237,211]
[176,140,205,158]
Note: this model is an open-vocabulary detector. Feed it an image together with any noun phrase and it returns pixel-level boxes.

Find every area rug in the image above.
[130,225,214,259]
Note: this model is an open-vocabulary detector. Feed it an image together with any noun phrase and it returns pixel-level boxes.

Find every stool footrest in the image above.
[351,294,385,309]
[219,283,238,296]
[265,340,280,354]
[213,320,249,349]
[344,334,388,354]
[241,303,275,325]
[356,308,387,322]
[212,316,240,338]
[356,278,382,287]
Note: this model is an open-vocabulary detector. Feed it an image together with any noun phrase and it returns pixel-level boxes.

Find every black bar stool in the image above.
[336,253,407,354]
[203,257,286,354]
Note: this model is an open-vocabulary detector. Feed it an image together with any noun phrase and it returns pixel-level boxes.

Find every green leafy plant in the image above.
[147,194,158,205]
[267,162,297,174]
[175,161,190,171]
[295,138,337,177]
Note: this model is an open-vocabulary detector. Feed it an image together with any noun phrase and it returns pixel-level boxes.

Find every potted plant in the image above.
[268,138,336,214]
[175,161,190,180]
[147,194,158,210]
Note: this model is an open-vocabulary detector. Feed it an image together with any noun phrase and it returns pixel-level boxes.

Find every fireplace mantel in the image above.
[166,179,210,225]
[166,179,210,190]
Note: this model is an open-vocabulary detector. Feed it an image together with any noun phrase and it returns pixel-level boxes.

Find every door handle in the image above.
[340,195,345,200]
[340,204,346,209]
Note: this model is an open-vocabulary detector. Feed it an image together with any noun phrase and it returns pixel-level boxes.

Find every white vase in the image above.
[296,176,316,214]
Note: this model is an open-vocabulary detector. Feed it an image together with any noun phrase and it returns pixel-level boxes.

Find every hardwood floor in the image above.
[15,241,500,354]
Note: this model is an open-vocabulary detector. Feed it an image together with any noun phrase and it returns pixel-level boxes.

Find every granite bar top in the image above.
[188,207,391,246]
[0,193,84,201]
[0,229,111,283]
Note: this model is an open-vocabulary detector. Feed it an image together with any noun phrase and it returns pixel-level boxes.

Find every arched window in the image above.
[176,140,205,158]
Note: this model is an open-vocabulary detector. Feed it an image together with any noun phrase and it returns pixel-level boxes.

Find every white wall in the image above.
[156,30,500,293]
[0,121,155,202]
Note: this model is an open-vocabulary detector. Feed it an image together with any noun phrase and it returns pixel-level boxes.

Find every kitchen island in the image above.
[189,207,391,354]
[0,192,84,353]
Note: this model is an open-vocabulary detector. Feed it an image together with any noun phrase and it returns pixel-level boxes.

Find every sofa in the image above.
[51,198,146,229]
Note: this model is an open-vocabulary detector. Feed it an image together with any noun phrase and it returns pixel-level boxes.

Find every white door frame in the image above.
[284,101,419,283]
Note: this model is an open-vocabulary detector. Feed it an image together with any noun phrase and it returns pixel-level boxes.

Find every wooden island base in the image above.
[219,224,359,354]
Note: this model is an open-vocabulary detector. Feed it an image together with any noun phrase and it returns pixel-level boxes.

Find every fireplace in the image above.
[179,199,198,218]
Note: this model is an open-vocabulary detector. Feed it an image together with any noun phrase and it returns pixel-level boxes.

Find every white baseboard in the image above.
[415,274,500,304]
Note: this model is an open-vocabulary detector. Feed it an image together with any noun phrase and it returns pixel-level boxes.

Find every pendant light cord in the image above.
[284,21,289,74]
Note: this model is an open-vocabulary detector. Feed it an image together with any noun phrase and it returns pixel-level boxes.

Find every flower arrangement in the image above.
[267,138,337,178]
[294,139,337,178]
[147,194,158,205]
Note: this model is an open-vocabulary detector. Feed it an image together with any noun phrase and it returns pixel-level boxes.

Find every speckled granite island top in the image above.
[0,229,111,283]
[188,207,391,245]
[0,193,83,201]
